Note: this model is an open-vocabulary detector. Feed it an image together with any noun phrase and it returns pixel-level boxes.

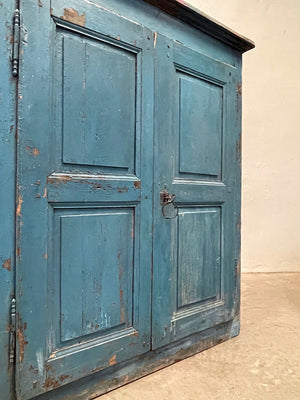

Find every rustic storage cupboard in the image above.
[0,1,254,399]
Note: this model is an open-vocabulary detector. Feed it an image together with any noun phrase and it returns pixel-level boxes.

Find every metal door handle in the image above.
[160,191,178,219]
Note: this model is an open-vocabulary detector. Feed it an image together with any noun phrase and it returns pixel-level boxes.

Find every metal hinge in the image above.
[12,9,20,77]
[9,298,16,365]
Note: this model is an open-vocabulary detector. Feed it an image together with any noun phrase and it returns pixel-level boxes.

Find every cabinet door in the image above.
[152,35,241,349]
[16,2,153,399]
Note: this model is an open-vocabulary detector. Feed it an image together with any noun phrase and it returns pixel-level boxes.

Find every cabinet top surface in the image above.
[143,0,255,53]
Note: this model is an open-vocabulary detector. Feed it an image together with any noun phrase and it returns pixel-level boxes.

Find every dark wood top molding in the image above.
[143,0,255,52]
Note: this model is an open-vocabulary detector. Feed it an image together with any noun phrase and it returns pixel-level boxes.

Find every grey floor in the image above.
[98,273,300,400]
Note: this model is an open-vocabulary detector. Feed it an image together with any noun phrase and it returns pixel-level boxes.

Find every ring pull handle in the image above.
[160,191,178,219]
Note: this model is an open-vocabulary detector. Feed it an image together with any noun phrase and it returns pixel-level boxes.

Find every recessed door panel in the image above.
[177,207,221,309]
[60,209,134,341]
[62,35,137,170]
[178,72,223,179]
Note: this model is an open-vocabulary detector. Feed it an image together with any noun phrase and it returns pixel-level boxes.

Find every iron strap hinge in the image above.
[9,297,16,365]
[12,9,20,77]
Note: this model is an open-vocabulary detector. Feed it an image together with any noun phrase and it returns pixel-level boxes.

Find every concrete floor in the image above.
[99,273,300,400]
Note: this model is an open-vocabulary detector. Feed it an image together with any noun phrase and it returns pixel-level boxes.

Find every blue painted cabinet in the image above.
[0,0,253,399]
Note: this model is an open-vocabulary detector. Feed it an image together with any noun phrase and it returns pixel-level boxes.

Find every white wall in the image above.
[188,0,300,272]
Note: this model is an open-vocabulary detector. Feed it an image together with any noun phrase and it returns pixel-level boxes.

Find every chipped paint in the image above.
[45,364,54,373]
[108,354,117,366]
[47,175,72,185]
[43,377,59,390]
[134,181,141,189]
[16,194,23,217]
[25,145,40,157]
[2,258,11,271]
[237,82,242,96]
[59,374,70,382]
[120,305,125,323]
[117,186,129,193]
[6,34,13,44]
[17,315,28,363]
[61,8,86,27]
[119,264,124,281]
[154,31,158,48]
[16,247,21,259]
[43,369,61,390]
[91,182,102,189]
[42,187,47,198]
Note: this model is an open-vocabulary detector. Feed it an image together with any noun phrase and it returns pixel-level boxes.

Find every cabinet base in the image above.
[32,319,238,400]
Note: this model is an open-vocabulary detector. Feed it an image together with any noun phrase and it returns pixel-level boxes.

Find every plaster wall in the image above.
[188,0,300,272]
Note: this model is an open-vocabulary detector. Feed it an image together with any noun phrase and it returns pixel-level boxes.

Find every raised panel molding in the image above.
[177,207,222,310]
[178,70,223,180]
[61,32,139,172]
[59,208,134,342]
